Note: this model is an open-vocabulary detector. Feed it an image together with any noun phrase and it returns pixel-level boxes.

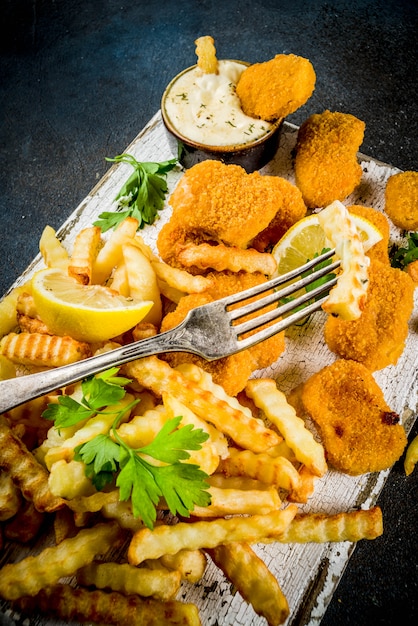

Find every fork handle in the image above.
[0,324,191,414]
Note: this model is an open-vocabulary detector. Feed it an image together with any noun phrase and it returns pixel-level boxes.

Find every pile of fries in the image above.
[0,217,387,626]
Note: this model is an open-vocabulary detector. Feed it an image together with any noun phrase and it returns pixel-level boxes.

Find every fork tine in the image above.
[227,258,341,323]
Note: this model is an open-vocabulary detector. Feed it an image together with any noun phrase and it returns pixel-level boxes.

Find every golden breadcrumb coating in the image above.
[301,359,407,475]
[294,110,365,208]
[160,271,285,396]
[384,170,418,230]
[157,160,305,271]
[236,54,316,121]
[347,204,391,264]
[324,259,415,371]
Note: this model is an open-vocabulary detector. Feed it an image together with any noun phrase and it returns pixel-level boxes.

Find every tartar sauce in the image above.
[163,60,272,147]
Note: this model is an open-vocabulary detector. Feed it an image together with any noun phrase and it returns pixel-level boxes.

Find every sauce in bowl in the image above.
[163,60,272,147]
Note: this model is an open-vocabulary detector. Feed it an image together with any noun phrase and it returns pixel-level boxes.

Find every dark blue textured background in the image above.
[1,1,417,624]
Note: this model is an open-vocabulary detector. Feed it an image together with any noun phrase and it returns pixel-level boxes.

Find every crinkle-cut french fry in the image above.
[0,471,21,521]
[287,464,317,504]
[39,225,70,270]
[163,392,228,474]
[0,282,31,338]
[67,488,120,514]
[275,507,383,543]
[208,473,275,492]
[6,395,51,433]
[92,216,139,284]
[0,355,16,381]
[4,500,44,543]
[208,541,289,626]
[0,416,64,513]
[100,498,146,532]
[109,259,130,296]
[48,459,96,499]
[175,362,257,423]
[0,332,92,367]
[157,279,185,303]
[123,243,162,325]
[177,241,277,275]
[132,322,158,342]
[77,561,181,602]
[0,522,124,600]
[18,314,51,335]
[14,583,202,626]
[195,35,218,74]
[219,448,301,492]
[404,434,418,476]
[265,439,298,463]
[152,261,213,294]
[117,405,170,449]
[247,378,327,477]
[125,357,281,452]
[53,506,78,544]
[68,225,102,285]
[16,291,38,318]
[147,549,207,584]
[44,392,135,468]
[190,484,281,517]
[128,505,298,566]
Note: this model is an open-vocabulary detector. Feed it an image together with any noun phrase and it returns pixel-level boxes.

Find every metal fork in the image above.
[0,249,339,413]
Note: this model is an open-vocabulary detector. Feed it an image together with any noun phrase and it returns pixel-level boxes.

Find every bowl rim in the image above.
[160,60,283,154]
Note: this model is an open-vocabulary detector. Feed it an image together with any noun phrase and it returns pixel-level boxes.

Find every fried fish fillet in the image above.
[157,160,306,273]
[294,110,365,208]
[236,53,316,121]
[347,204,391,264]
[300,359,407,475]
[324,259,415,371]
[384,170,418,230]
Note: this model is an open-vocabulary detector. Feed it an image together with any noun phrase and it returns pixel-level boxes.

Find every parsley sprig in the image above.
[390,232,418,271]
[93,153,177,232]
[43,368,211,528]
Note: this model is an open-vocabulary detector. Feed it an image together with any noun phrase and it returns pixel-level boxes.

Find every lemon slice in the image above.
[272,202,383,320]
[32,268,154,343]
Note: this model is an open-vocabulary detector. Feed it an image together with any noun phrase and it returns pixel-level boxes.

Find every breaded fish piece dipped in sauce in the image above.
[300,359,407,475]
[324,259,415,371]
[294,110,365,208]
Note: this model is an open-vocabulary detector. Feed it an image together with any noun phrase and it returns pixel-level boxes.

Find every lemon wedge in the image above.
[272,202,383,320]
[31,268,154,343]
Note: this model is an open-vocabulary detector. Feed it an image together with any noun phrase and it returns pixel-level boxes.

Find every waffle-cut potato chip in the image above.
[275,506,383,543]
[219,447,301,492]
[0,471,21,521]
[92,216,139,284]
[128,505,298,565]
[190,484,281,517]
[39,225,70,270]
[77,561,181,602]
[14,583,201,626]
[123,243,162,325]
[404,434,418,476]
[4,500,44,543]
[177,241,277,275]
[0,282,31,338]
[68,226,102,285]
[0,332,92,367]
[246,378,327,477]
[208,542,289,626]
[195,35,218,74]
[0,522,124,600]
[125,356,281,453]
[0,416,64,513]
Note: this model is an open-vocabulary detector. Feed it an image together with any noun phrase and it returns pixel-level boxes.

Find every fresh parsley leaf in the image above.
[140,414,209,464]
[82,376,126,411]
[42,395,94,428]
[94,153,177,232]
[390,232,418,270]
[153,462,212,518]
[74,433,120,474]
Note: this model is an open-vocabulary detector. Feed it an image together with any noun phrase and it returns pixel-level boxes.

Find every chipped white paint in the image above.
[1,114,417,626]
